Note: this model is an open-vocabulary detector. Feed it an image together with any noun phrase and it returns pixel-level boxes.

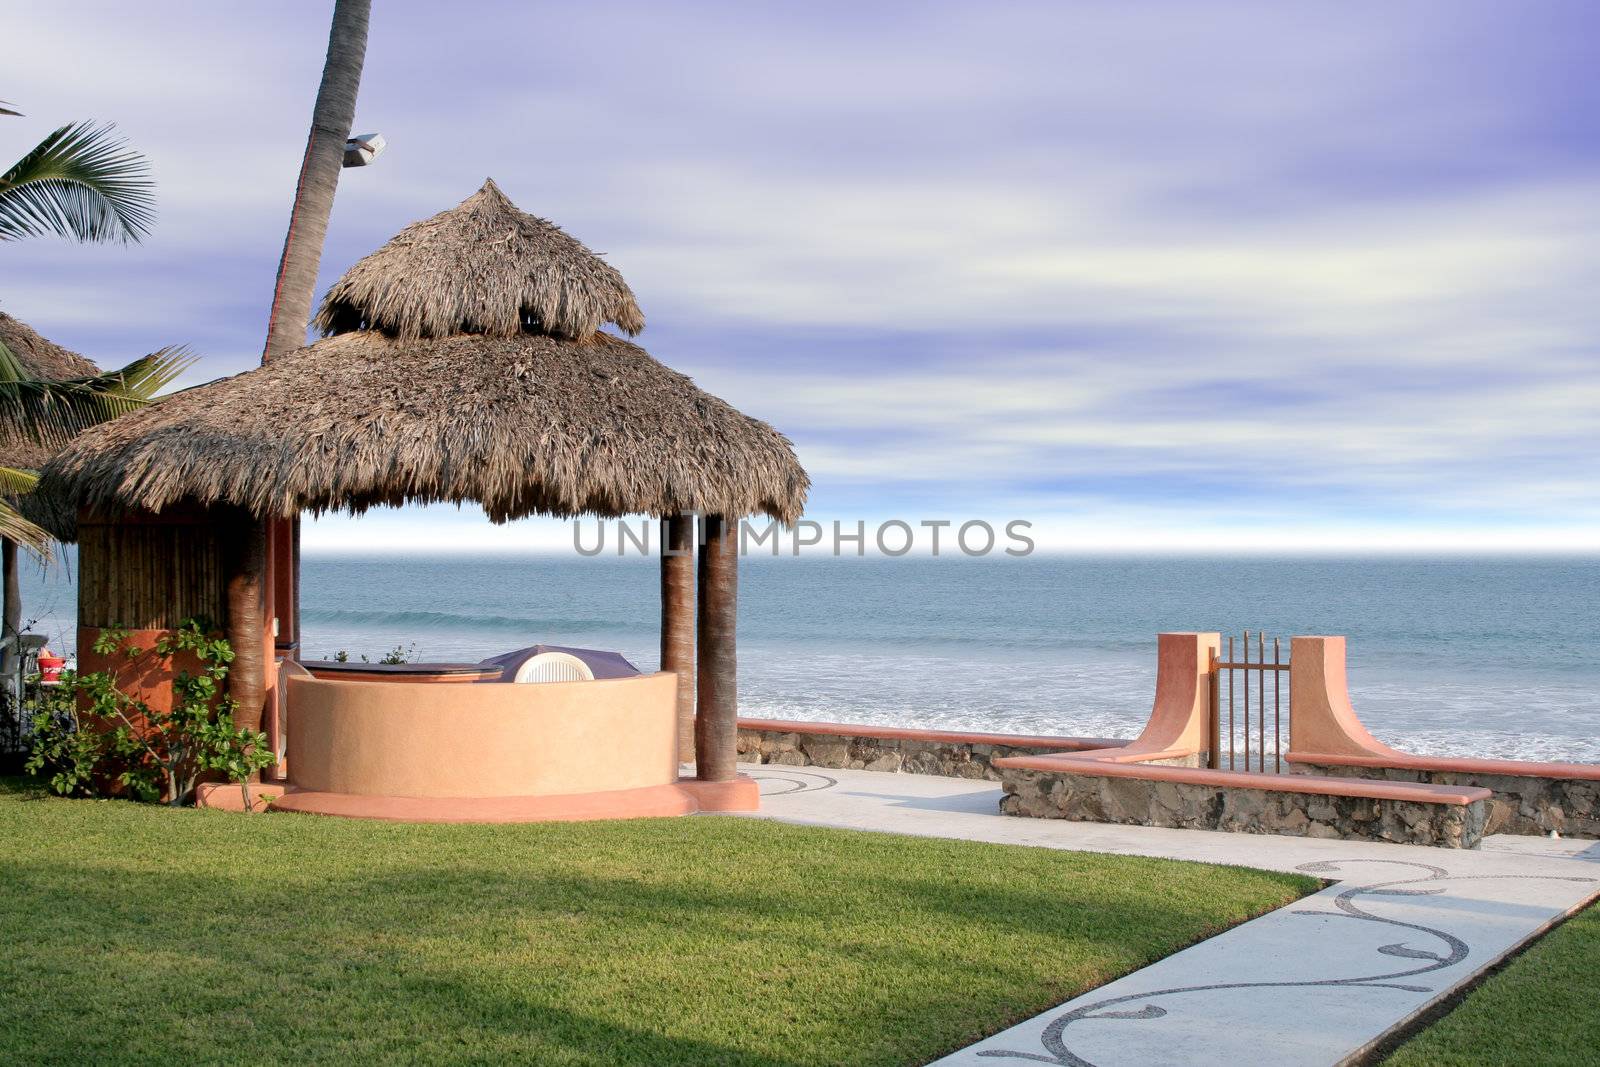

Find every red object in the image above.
[37,653,66,685]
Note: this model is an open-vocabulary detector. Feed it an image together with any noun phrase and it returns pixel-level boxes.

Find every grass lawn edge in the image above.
[0,777,1320,1066]
[1372,884,1600,1066]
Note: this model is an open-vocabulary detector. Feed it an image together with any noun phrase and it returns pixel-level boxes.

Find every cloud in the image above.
[5,0,1597,550]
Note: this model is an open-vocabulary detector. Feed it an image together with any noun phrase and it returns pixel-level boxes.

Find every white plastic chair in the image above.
[512,651,594,683]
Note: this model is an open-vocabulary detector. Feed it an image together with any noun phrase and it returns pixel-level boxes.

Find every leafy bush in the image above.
[22,680,108,797]
[26,619,275,809]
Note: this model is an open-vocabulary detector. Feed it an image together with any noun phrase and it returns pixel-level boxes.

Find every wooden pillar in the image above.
[694,513,738,781]
[260,514,299,779]
[224,511,269,736]
[269,516,297,657]
[660,514,696,763]
[290,515,301,649]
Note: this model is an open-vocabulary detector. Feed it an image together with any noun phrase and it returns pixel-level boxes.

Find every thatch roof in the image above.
[314,180,644,342]
[0,311,98,380]
[0,310,100,470]
[27,180,807,538]
[28,328,808,539]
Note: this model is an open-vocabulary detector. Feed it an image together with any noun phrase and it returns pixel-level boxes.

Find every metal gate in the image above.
[1207,631,1289,773]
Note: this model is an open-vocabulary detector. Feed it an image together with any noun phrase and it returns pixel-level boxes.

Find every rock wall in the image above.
[736,727,1090,780]
[1295,763,1600,839]
[999,768,1488,848]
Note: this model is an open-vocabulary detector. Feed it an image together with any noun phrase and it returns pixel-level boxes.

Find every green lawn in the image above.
[0,778,1312,1066]
[1386,899,1600,1067]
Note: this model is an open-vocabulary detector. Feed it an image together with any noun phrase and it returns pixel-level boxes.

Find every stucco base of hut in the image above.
[194,781,284,812]
[264,670,760,822]
[266,781,705,823]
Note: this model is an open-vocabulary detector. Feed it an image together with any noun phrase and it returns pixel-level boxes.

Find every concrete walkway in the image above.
[742,764,1600,1067]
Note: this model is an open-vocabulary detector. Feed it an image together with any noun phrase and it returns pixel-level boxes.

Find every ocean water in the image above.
[21,554,1600,763]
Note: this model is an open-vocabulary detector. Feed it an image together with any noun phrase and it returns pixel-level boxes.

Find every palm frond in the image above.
[0,465,38,495]
[0,102,21,118]
[0,499,52,559]
[0,121,155,243]
[98,344,195,399]
[0,345,194,449]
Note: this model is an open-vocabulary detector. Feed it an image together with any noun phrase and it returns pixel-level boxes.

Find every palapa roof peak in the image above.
[314,179,644,342]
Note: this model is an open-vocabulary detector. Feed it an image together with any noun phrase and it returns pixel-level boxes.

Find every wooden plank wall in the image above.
[77,508,228,631]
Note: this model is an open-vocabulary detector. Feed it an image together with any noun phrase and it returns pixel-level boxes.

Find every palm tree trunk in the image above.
[261,0,371,365]
[660,515,696,763]
[259,0,371,684]
[695,514,738,781]
[224,512,269,734]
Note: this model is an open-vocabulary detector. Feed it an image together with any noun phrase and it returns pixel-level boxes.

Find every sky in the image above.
[6,1,1599,554]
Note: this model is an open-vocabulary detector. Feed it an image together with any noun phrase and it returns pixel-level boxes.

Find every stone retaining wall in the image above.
[1000,768,1488,848]
[1295,763,1600,839]
[736,726,1098,781]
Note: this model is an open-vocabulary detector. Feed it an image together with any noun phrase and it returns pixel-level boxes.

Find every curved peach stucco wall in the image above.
[285,671,679,798]
[1124,631,1219,760]
[1288,635,1404,760]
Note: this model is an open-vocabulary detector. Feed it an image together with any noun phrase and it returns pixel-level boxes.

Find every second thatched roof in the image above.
[27,329,808,540]
[0,311,98,380]
[0,309,101,470]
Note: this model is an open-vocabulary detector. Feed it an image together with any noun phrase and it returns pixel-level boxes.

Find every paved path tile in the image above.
[742,765,1600,1067]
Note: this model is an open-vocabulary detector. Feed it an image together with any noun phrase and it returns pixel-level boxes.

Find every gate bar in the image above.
[1273,636,1282,773]
[1242,630,1251,772]
[1207,647,1221,770]
[1257,631,1266,773]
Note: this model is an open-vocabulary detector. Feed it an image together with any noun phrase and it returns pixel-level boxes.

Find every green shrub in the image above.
[26,619,275,809]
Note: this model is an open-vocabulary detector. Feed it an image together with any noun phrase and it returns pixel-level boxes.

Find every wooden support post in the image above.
[695,513,738,782]
[224,511,269,737]
[260,513,299,779]
[660,514,696,764]
[270,516,297,658]
[290,515,301,649]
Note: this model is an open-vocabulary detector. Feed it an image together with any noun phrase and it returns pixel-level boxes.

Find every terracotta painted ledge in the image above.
[1287,750,1600,781]
[994,754,1491,806]
[194,781,283,812]
[736,717,1128,752]
[1085,746,1194,764]
[249,775,760,823]
[677,775,762,812]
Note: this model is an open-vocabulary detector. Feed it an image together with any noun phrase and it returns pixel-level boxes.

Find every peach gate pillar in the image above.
[1288,635,1402,761]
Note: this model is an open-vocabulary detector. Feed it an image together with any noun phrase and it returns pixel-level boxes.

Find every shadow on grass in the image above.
[0,789,1311,1065]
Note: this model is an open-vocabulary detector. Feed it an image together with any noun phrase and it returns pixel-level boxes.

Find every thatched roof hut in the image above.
[0,309,100,470]
[26,180,807,539]
[35,180,790,801]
